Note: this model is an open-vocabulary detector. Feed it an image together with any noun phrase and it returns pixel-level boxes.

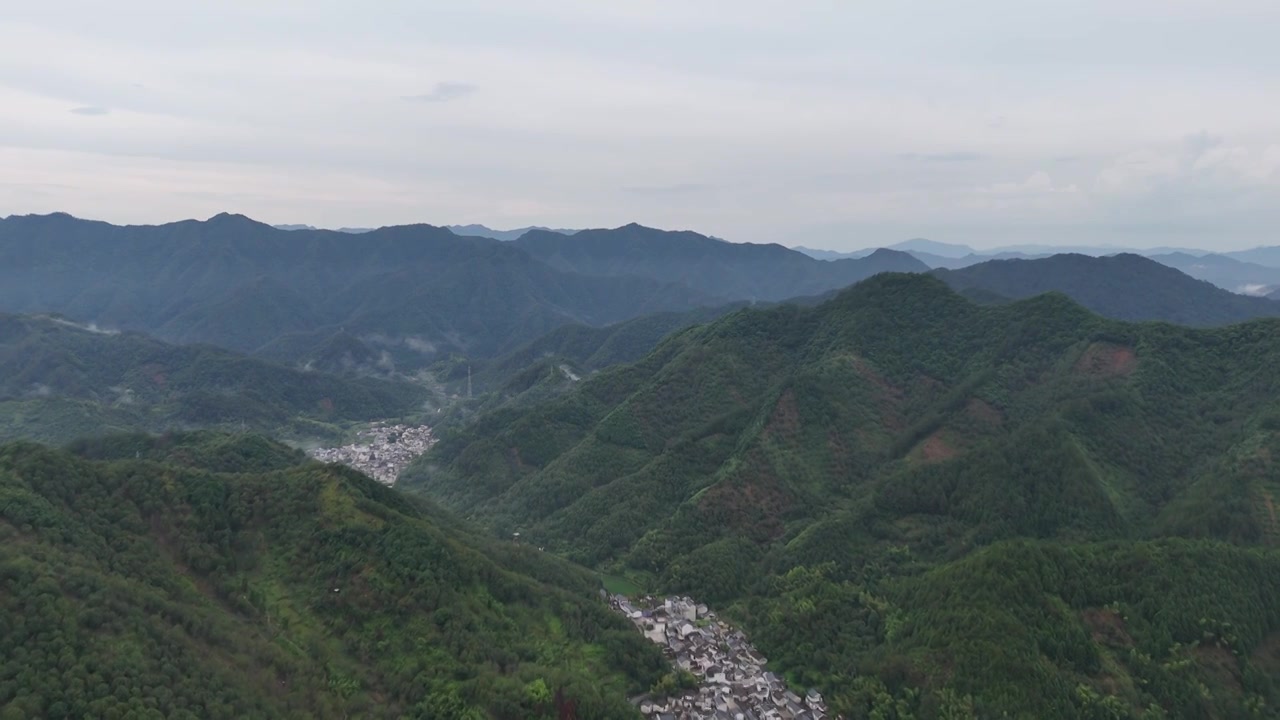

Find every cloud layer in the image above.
[2,0,1280,250]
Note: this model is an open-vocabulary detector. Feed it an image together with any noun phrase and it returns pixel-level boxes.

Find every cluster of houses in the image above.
[309,422,435,485]
[609,594,830,720]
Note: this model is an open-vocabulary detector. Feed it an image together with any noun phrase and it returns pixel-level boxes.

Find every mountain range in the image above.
[0,214,929,371]
[796,239,1280,295]
[512,224,927,302]
[0,213,714,368]
[404,273,1280,717]
[932,253,1280,326]
[6,208,1280,718]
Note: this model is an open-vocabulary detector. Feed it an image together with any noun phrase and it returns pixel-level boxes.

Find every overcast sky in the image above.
[3,1,1280,250]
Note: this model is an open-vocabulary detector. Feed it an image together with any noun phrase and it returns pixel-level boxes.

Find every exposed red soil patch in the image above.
[1193,643,1243,693]
[763,390,801,440]
[1082,607,1133,648]
[917,374,943,389]
[848,355,905,432]
[505,446,527,473]
[965,397,1003,426]
[826,431,853,475]
[697,456,791,541]
[1074,343,1137,378]
[143,362,168,387]
[1250,631,1280,676]
[918,431,959,463]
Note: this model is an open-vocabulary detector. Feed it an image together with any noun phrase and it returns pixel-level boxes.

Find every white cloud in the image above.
[1,1,1280,249]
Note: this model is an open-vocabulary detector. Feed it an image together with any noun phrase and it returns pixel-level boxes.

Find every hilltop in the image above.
[403,273,1280,717]
[0,433,667,718]
[0,313,428,444]
[933,253,1280,326]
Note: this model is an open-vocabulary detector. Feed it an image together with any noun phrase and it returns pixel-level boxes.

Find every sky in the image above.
[3,1,1280,251]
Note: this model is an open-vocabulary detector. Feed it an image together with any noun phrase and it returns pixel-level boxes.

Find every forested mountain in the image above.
[0,433,666,719]
[403,274,1280,718]
[0,213,713,367]
[513,224,928,301]
[1148,252,1280,293]
[933,253,1280,326]
[0,313,426,444]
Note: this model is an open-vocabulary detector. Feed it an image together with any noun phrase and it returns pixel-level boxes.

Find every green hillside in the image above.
[0,434,665,719]
[0,313,428,444]
[403,273,1280,717]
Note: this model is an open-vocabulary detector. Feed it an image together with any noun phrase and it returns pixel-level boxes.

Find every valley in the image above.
[11,5,1280,718]
[4,213,1280,720]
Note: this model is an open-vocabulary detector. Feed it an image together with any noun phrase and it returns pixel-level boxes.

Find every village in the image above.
[609,594,830,720]
[309,422,436,485]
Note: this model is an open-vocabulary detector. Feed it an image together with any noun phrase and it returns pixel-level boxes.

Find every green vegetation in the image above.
[404,273,1280,718]
[0,313,428,444]
[0,433,665,719]
[600,574,645,597]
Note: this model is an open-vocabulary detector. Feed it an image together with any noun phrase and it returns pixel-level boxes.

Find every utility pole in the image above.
[467,365,472,399]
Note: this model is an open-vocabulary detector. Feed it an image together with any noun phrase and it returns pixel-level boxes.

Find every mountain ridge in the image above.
[0,213,717,367]
[933,252,1280,326]
[513,224,929,302]
[403,272,1280,717]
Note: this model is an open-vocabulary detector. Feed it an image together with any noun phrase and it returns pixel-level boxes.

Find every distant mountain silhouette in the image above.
[513,223,928,301]
[447,224,581,241]
[790,246,875,261]
[274,223,372,233]
[1147,252,1280,294]
[0,213,713,367]
[1223,245,1280,269]
[887,237,977,258]
[934,253,1280,326]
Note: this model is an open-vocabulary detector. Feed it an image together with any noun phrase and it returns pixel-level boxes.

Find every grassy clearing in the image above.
[601,573,644,596]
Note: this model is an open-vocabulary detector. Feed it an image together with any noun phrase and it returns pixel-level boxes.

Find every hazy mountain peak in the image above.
[887,237,978,258]
[447,224,581,241]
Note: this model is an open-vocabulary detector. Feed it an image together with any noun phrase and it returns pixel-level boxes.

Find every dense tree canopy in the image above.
[0,434,665,719]
[405,273,1280,718]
